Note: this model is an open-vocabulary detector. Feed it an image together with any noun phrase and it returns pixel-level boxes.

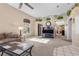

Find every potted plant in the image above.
[67,10,71,16]
[57,16,63,19]
[46,17,51,20]
[36,18,42,22]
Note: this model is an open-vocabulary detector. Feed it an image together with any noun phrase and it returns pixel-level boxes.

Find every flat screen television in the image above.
[42,30,53,33]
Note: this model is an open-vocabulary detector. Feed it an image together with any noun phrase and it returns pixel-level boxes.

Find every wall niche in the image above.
[23,19,30,23]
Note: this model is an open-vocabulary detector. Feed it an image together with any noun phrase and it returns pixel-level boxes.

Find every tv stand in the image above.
[44,32,53,38]
[42,27,54,38]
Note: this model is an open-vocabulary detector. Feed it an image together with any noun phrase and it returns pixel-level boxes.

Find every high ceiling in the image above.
[8,3,74,17]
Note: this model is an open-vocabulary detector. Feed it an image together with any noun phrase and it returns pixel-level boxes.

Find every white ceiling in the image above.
[8,3,74,17]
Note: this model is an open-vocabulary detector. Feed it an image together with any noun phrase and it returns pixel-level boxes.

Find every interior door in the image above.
[38,24,42,36]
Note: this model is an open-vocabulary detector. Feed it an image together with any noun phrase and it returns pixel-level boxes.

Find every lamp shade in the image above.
[18,27,23,30]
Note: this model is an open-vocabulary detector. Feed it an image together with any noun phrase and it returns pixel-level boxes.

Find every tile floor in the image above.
[25,36,72,56]
[1,36,79,56]
[53,45,79,56]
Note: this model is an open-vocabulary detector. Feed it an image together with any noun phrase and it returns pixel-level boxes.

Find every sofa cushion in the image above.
[7,33,19,38]
[0,41,4,44]
[0,38,21,44]
[0,33,5,40]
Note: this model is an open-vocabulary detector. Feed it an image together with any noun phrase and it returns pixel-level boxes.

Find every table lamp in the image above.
[18,27,23,37]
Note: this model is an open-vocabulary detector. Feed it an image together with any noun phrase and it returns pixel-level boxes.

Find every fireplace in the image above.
[42,26,54,38]
[42,21,54,38]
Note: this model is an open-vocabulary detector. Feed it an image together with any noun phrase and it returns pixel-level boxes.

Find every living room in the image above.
[0,3,79,56]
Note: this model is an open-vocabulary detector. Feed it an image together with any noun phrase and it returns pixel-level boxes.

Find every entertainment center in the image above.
[42,21,54,38]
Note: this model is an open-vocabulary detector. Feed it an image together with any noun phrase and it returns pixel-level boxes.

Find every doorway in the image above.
[38,24,42,36]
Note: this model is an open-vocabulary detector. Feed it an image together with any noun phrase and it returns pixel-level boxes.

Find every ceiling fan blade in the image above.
[24,3,34,9]
[19,3,23,9]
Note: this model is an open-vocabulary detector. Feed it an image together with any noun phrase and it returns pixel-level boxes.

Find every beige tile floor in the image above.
[53,45,79,56]
[25,36,72,56]
[0,36,73,56]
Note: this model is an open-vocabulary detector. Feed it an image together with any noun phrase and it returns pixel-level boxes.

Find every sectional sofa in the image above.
[0,32,21,44]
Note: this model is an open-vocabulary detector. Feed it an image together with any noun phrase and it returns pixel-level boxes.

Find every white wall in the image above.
[70,7,79,46]
[72,16,79,46]
[65,17,72,40]
[0,4,35,36]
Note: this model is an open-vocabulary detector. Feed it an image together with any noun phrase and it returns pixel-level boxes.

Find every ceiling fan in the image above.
[19,3,34,9]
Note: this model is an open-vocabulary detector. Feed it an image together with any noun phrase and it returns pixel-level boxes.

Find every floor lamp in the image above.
[18,27,23,39]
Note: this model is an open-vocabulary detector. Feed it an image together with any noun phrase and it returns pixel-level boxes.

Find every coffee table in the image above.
[0,42,33,56]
